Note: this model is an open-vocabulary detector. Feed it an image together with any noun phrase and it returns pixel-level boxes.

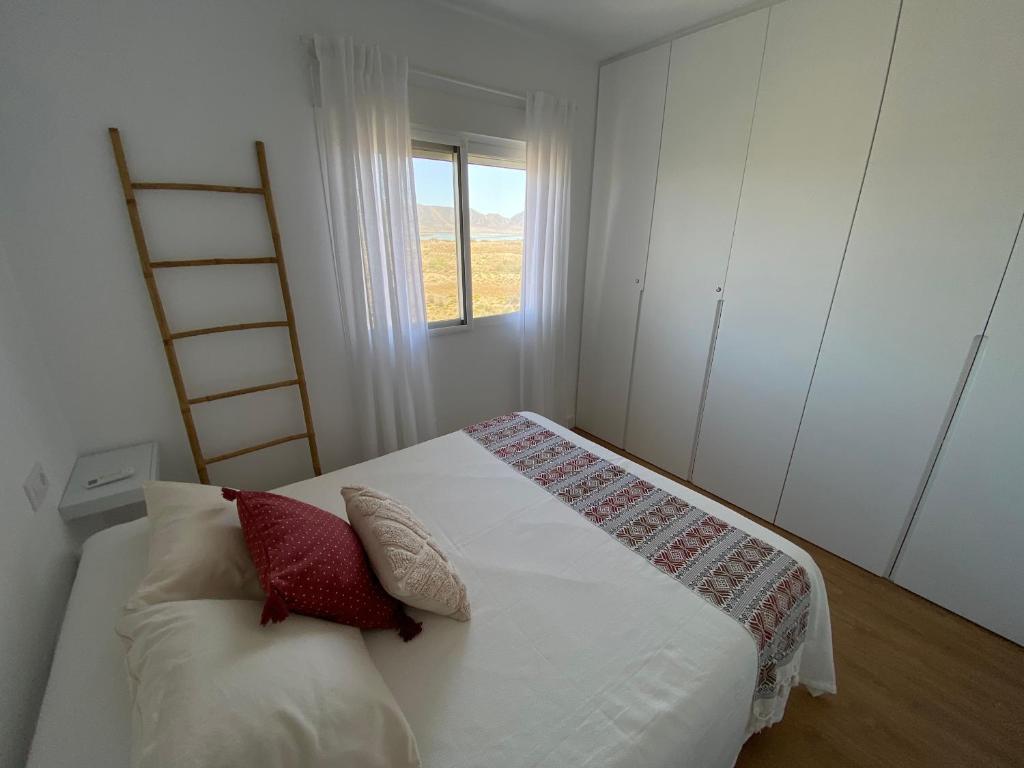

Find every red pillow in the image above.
[222,488,421,641]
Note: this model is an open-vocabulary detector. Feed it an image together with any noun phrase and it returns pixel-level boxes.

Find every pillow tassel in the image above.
[221,487,240,502]
[395,608,422,642]
[260,589,291,625]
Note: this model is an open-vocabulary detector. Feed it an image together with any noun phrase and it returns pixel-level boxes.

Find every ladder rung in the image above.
[170,321,288,340]
[189,378,299,405]
[151,257,277,269]
[205,432,310,465]
[133,182,263,194]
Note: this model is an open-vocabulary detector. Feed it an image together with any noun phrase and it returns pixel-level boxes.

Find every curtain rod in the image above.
[412,68,526,104]
[299,35,527,104]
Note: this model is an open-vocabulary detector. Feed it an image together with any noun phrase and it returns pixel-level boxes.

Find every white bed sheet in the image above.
[27,413,834,768]
[27,515,147,768]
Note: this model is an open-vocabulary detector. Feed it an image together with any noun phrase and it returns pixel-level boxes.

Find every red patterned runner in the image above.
[465,413,811,704]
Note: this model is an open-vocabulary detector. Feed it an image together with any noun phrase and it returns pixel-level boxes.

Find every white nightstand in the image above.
[60,442,159,537]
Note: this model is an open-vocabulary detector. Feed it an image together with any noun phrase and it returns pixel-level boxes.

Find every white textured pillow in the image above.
[126,481,262,611]
[343,486,470,621]
[117,600,420,768]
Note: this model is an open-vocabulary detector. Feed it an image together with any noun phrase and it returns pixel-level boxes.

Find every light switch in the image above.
[23,462,48,511]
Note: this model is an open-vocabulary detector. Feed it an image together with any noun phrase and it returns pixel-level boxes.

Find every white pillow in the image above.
[343,486,470,621]
[126,481,263,611]
[116,600,421,768]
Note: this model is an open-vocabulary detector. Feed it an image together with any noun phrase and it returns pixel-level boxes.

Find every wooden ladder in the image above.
[108,127,321,484]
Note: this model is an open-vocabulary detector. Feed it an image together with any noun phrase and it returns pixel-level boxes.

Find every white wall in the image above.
[0,243,79,767]
[0,0,596,759]
[0,0,598,491]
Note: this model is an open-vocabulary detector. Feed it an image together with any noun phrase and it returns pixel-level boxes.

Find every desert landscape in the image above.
[418,204,523,323]
[421,237,522,322]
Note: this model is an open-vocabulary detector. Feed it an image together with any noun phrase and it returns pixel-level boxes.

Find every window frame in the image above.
[411,138,470,329]
[411,126,526,334]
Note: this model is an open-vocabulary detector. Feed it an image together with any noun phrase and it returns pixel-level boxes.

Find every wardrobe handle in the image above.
[688,298,726,479]
[921,334,984,475]
[944,334,986,435]
[888,333,986,575]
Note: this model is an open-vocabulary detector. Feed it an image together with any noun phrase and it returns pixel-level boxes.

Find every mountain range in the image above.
[418,204,524,236]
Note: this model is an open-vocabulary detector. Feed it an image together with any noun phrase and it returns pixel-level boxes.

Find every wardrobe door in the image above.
[625,10,768,478]
[690,0,900,518]
[576,44,670,446]
[777,0,1024,574]
[893,238,1024,644]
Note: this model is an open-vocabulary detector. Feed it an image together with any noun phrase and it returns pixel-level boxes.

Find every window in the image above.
[412,135,526,327]
[412,142,465,325]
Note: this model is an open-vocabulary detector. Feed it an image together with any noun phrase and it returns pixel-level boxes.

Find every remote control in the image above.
[84,466,136,490]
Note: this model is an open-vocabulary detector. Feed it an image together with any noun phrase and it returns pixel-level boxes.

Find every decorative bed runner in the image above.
[465,413,811,706]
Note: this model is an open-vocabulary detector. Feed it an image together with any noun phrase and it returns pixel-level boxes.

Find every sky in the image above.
[413,157,525,218]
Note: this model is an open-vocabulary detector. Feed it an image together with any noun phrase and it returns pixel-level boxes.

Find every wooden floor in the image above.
[574,430,1024,768]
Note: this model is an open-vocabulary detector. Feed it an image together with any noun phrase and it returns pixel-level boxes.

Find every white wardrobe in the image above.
[891,236,1024,646]
[690,0,899,520]
[576,0,1024,642]
[575,44,669,446]
[625,9,767,478]
[775,0,1024,576]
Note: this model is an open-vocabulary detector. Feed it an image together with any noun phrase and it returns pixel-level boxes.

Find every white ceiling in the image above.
[433,0,769,60]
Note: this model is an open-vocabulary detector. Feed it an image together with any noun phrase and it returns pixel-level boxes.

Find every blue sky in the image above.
[413,158,525,218]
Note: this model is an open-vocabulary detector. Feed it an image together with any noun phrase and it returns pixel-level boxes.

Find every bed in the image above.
[28,413,835,768]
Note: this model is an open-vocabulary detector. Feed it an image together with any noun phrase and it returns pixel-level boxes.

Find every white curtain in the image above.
[521,91,576,423]
[312,36,437,457]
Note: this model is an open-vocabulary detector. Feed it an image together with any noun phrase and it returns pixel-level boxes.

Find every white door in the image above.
[893,234,1024,644]
[691,0,900,519]
[576,44,670,446]
[625,10,768,478]
[776,0,1024,574]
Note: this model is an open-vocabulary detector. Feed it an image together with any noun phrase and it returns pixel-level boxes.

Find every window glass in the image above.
[412,145,463,324]
[467,158,525,318]
[411,138,526,327]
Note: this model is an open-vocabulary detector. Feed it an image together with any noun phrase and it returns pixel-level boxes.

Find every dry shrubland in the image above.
[421,238,522,323]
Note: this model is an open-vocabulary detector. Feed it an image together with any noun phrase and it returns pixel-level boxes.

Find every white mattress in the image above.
[28,414,834,768]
